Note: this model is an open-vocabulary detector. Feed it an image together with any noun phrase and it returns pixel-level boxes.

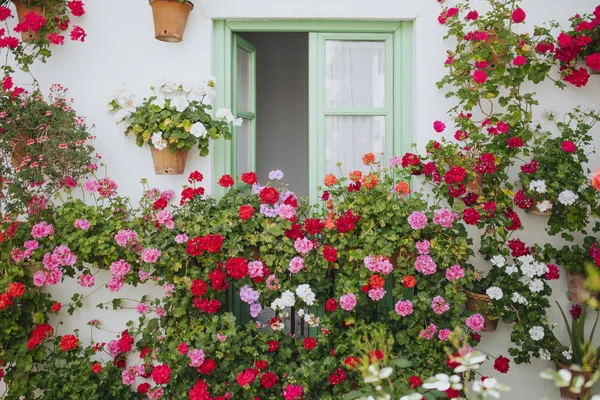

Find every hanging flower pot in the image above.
[464,289,498,332]
[554,361,595,400]
[10,133,28,168]
[527,198,553,216]
[149,0,194,43]
[150,147,188,175]
[22,261,44,278]
[567,271,589,304]
[466,172,484,194]
[13,0,45,42]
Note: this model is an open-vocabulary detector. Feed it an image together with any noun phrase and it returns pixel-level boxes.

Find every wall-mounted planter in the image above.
[567,271,589,304]
[149,0,194,43]
[13,0,45,42]
[151,147,188,175]
[554,361,595,400]
[526,198,553,216]
[466,172,484,194]
[464,289,498,332]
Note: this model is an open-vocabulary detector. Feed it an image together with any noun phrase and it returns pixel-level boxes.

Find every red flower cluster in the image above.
[322,245,337,262]
[514,190,532,210]
[590,243,600,267]
[507,136,524,149]
[268,340,279,352]
[303,337,317,350]
[191,279,207,297]
[59,334,79,351]
[571,304,582,319]
[261,371,277,389]
[444,165,466,185]
[409,375,422,388]
[474,153,497,174]
[189,379,211,400]
[236,368,259,386]
[260,187,279,204]
[14,12,47,34]
[198,358,217,375]
[67,1,86,17]
[27,323,54,350]
[325,298,337,312]
[508,238,529,257]
[151,364,171,385]
[401,153,422,174]
[336,210,360,233]
[545,264,560,280]
[520,159,538,174]
[241,171,257,185]
[328,368,346,385]
[186,234,224,256]
[562,140,577,153]
[7,282,25,298]
[493,356,510,374]
[91,363,102,374]
[193,297,221,314]
[344,356,360,367]
[118,330,134,353]
[218,174,235,188]
[463,208,481,225]
[239,204,254,221]
[225,257,248,280]
[305,218,323,235]
[180,186,205,205]
[209,267,229,291]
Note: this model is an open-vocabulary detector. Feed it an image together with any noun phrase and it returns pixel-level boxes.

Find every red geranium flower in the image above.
[51,302,61,313]
[255,360,268,370]
[241,171,257,185]
[191,279,207,297]
[323,245,337,262]
[239,205,254,221]
[268,340,279,352]
[70,26,86,42]
[344,356,360,367]
[494,356,510,374]
[409,375,422,388]
[138,383,150,394]
[91,363,102,374]
[328,368,346,385]
[463,208,481,225]
[151,364,171,385]
[303,337,317,350]
[520,160,538,174]
[261,371,277,389]
[7,282,25,298]
[512,7,526,23]
[402,275,417,288]
[198,358,217,375]
[218,174,235,188]
[225,257,248,280]
[188,171,204,183]
[260,187,279,204]
[571,304,582,319]
[562,140,577,153]
[59,334,79,351]
[325,298,337,312]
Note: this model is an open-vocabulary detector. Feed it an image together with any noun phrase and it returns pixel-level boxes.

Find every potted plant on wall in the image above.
[108,78,240,175]
[517,108,599,235]
[148,0,194,42]
[0,0,87,72]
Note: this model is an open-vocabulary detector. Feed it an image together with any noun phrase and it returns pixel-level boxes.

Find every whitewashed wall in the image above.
[9,0,600,398]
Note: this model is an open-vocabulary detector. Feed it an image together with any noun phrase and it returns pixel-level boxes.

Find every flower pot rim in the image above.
[464,289,491,302]
[555,360,595,373]
[149,0,195,9]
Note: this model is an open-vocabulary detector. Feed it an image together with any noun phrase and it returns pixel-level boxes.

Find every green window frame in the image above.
[212,20,413,200]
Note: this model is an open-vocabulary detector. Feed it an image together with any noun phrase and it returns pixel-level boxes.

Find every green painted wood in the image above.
[223,20,403,33]
[308,304,325,337]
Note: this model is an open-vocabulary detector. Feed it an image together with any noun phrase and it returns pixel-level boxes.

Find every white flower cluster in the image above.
[543,107,558,121]
[536,200,553,213]
[270,290,296,311]
[505,265,519,275]
[491,255,506,267]
[151,132,167,150]
[529,179,547,194]
[539,349,551,361]
[295,284,316,306]
[557,190,579,206]
[216,107,243,127]
[511,292,528,305]
[529,326,545,341]
[297,309,320,327]
[486,286,503,300]
[528,279,544,293]
[518,255,548,279]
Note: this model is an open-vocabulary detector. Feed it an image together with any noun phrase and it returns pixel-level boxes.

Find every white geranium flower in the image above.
[472,377,509,398]
[400,394,423,400]
[116,121,130,135]
[505,266,518,275]
[562,349,573,361]
[422,374,463,392]
[216,107,237,124]
[181,82,193,93]
[536,200,553,212]
[539,349,551,361]
[364,365,394,383]
[543,107,558,121]
[583,104,600,114]
[114,109,132,122]
[157,78,178,94]
[529,326,545,341]
[529,180,547,194]
[295,284,316,306]
[529,279,544,293]
[190,122,207,138]
[151,133,167,151]
[511,292,528,305]
[206,76,217,87]
[486,286,503,300]
[271,290,296,311]
[558,190,579,206]
[491,255,506,267]
[171,97,189,112]
[452,351,486,373]
[151,97,166,109]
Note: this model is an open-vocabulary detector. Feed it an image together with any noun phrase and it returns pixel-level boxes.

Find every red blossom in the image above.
[260,187,279,204]
[561,140,577,153]
[191,279,207,297]
[570,304,582,319]
[520,160,538,174]
[494,356,510,374]
[151,364,171,385]
[268,340,279,352]
[70,26,86,42]
[241,171,257,185]
[225,257,248,280]
[48,32,65,45]
[328,368,346,385]
[188,171,204,183]
[512,7,526,23]
[67,1,85,17]
[545,264,560,280]
[303,337,317,350]
[323,245,337,262]
[7,282,25,298]
[409,375,422,388]
[218,174,235,188]
[59,334,79,351]
[261,371,277,389]
[239,205,254,221]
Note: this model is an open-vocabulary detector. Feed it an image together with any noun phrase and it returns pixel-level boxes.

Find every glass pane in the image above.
[237,47,252,112]
[325,116,385,174]
[236,118,252,176]
[325,40,386,108]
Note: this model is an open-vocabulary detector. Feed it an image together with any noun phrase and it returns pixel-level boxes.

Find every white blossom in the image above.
[486,286,503,300]
[562,349,573,361]
[472,377,509,398]
[295,284,316,306]
[529,326,545,341]
[114,109,132,122]
[491,255,506,268]
[511,292,529,305]
[151,133,167,150]
[190,122,207,138]
[543,108,558,120]
[558,190,579,206]
[270,290,296,311]
[529,180,547,194]
[422,374,463,391]
[151,97,166,109]
[171,97,189,112]
[539,349,551,361]
[536,200,553,212]
[216,107,235,123]
[529,279,544,293]
[505,266,518,275]
[364,365,393,383]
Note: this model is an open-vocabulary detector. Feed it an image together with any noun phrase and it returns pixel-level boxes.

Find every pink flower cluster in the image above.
[248,261,265,278]
[416,240,430,255]
[114,229,138,247]
[108,259,130,292]
[78,274,95,288]
[368,287,386,301]
[407,211,428,230]
[156,209,174,230]
[32,245,78,287]
[394,299,413,317]
[438,328,451,341]
[466,313,485,331]
[31,222,54,238]
[278,204,296,220]
[419,323,438,340]
[431,296,450,315]
[433,208,459,228]
[339,293,357,311]
[288,257,305,274]
[364,256,393,275]
[414,255,437,275]
[283,384,303,400]
[174,233,188,244]
[445,265,465,282]
[73,218,90,230]
[187,348,205,367]
[141,248,161,263]
[121,364,146,385]
[294,237,314,254]
[239,285,260,304]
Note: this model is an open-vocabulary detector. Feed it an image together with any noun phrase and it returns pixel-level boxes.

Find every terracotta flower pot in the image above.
[567,271,589,304]
[22,261,43,278]
[150,147,188,175]
[526,198,553,216]
[484,30,505,70]
[13,1,45,42]
[149,0,194,43]
[10,133,29,168]
[466,172,484,194]
[464,289,498,332]
[555,361,595,400]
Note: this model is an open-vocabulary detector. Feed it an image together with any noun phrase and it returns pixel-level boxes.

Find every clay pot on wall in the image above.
[483,30,506,71]
[150,147,188,175]
[567,271,590,304]
[13,0,45,42]
[464,289,498,332]
[466,172,484,194]
[527,198,553,216]
[554,361,595,400]
[149,0,194,43]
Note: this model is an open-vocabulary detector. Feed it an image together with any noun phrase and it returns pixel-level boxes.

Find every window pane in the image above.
[237,47,252,112]
[325,116,385,174]
[236,118,252,176]
[325,40,386,108]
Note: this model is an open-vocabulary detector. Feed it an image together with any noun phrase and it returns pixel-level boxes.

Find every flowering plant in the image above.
[0,82,97,215]
[551,302,599,368]
[517,108,600,237]
[543,237,600,276]
[0,0,86,73]
[108,78,240,157]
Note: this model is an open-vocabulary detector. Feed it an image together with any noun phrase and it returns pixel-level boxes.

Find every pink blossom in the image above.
[107,340,121,356]
[44,268,63,286]
[155,307,167,317]
[156,210,174,229]
[43,253,60,270]
[419,323,438,340]
[178,342,189,354]
[458,344,474,356]
[466,313,485,331]
[138,269,150,282]
[340,293,357,311]
[83,179,100,192]
[187,348,205,367]
[294,237,314,254]
[395,300,413,317]
[24,240,39,250]
[73,219,90,230]
[141,248,161,263]
[389,155,401,167]
[33,271,46,287]
[78,274,95,288]
[31,222,54,238]
[288,257,305,274]
[433,208,459,228]
[364,256,393,275]
[433,120,446,133]
[109,260,130,279]
[407,211,428,230]
[136,303,149,314]
[438,329,451,341]
[160,189,175,200]
[446,265,465,281]
[216,333,227,342]
[53,245,77,266]
[11,248,24,262]
[163,283,174,297]
[416,240,430,255]
[107,277,124,292]
[248,261,265,278]
[121,369,136,385]
[368,287,386,301]
[431,296,450,315]
[414,255,437,275]
[278,204,296,220]
[114,229,138,247]
[283,384,303,400]
[266,275,280,290]
[175,233,189,244]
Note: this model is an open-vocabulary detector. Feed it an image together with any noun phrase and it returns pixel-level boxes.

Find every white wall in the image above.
[10,1,600,398]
